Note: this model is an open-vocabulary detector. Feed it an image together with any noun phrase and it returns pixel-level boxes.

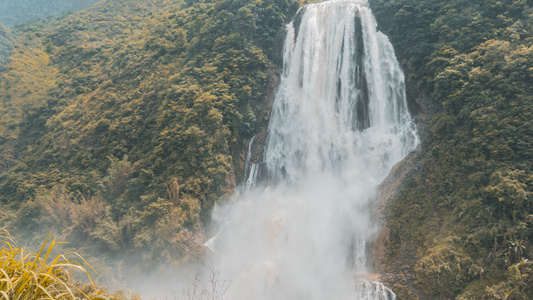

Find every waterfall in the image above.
[243,136,258,189]
[206,0,418,299]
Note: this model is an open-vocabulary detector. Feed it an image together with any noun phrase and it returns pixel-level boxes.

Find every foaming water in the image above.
[206,0,418,299]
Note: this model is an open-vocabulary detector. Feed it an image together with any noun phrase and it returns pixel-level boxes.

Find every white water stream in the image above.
[205,1,418,299]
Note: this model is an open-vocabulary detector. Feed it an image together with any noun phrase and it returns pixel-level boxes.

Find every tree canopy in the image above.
[371,0,533,298]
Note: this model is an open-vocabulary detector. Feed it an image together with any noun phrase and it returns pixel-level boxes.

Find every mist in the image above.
[194,1,418,299]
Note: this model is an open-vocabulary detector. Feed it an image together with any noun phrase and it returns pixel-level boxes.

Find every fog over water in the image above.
[204,0,419,299]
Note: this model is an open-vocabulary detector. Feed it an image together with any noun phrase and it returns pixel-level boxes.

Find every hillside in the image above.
[0,0,531,298]
[0,0,303,278]
[371,0,533,298]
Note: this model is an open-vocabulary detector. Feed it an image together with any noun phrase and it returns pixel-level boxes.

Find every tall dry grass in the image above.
[0,224,140,300]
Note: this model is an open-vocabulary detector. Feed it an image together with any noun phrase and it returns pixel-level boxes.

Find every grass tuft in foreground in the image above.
[0,224,140,300]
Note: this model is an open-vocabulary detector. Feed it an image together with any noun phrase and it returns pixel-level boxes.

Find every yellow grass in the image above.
[0,225,138,300]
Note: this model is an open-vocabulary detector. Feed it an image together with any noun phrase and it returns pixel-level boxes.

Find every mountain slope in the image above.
[0,0,302,275]
[2,0,531,297]
[370,0,533,298]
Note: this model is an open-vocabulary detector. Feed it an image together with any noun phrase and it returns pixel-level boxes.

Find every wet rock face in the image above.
[371,146,421,273]
[0,22,13,69]
[370,146,424,299]
[235,57,282,186]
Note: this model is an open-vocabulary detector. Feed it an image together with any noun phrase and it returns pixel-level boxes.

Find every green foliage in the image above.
[414,240,474,298]
[0,0,303,278]
[482,264,533,300]
[371,0,533,298]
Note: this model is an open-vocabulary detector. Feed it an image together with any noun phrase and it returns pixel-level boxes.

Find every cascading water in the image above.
[206,0,418,299]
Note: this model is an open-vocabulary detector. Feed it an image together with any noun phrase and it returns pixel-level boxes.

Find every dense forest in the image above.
[0,0,531,299]
[0,0,305,289]
[371,0,533,298]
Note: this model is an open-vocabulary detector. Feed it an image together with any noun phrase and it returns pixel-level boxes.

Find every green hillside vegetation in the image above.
[371,0,533,298]
[0,0,304,276]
